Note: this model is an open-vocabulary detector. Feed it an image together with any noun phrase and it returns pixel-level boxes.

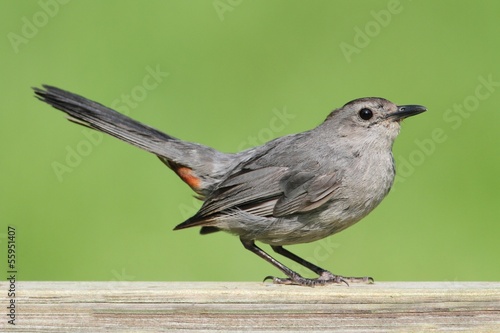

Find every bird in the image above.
[34,85,426,286]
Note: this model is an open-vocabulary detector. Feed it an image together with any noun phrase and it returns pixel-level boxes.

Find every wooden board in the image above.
[2,281,499,332]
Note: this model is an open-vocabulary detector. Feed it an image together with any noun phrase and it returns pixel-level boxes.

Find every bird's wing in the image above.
[273,171,341,217]
[188,166,288,220]
[174,162,342,229]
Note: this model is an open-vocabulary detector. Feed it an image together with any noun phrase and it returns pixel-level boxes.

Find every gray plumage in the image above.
[34,85,426,286]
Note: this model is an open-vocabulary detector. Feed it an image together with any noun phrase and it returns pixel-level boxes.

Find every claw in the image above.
[340,278,350,287]
[263,271,374,287]
[344,276,375,284]
[263,275,275,283]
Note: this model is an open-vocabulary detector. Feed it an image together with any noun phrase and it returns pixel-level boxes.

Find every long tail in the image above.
[34,85,177,156]
[34,85,235,196]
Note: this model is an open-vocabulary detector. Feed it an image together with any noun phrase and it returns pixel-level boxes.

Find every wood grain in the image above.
[2,282,499,332]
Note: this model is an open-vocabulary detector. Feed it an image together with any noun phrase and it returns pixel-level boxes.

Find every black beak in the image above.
[388,105,427,120]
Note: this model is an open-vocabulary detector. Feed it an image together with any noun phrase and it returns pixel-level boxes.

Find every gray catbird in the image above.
[34,85,426,286]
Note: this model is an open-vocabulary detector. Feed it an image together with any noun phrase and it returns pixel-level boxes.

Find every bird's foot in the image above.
[264,271,374,287]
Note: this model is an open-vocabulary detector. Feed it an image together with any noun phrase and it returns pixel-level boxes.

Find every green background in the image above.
[1,0,499,282]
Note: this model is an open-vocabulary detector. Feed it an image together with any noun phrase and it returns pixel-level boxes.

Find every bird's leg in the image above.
[271,245,374,286]
[240,238,306,283]
[271,245,327,275]
[240,238,373,287]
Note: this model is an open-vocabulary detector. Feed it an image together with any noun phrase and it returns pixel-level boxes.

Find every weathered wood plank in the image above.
[1,282,499,332]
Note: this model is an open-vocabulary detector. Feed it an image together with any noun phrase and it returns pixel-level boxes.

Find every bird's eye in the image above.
[359,108,373,120]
